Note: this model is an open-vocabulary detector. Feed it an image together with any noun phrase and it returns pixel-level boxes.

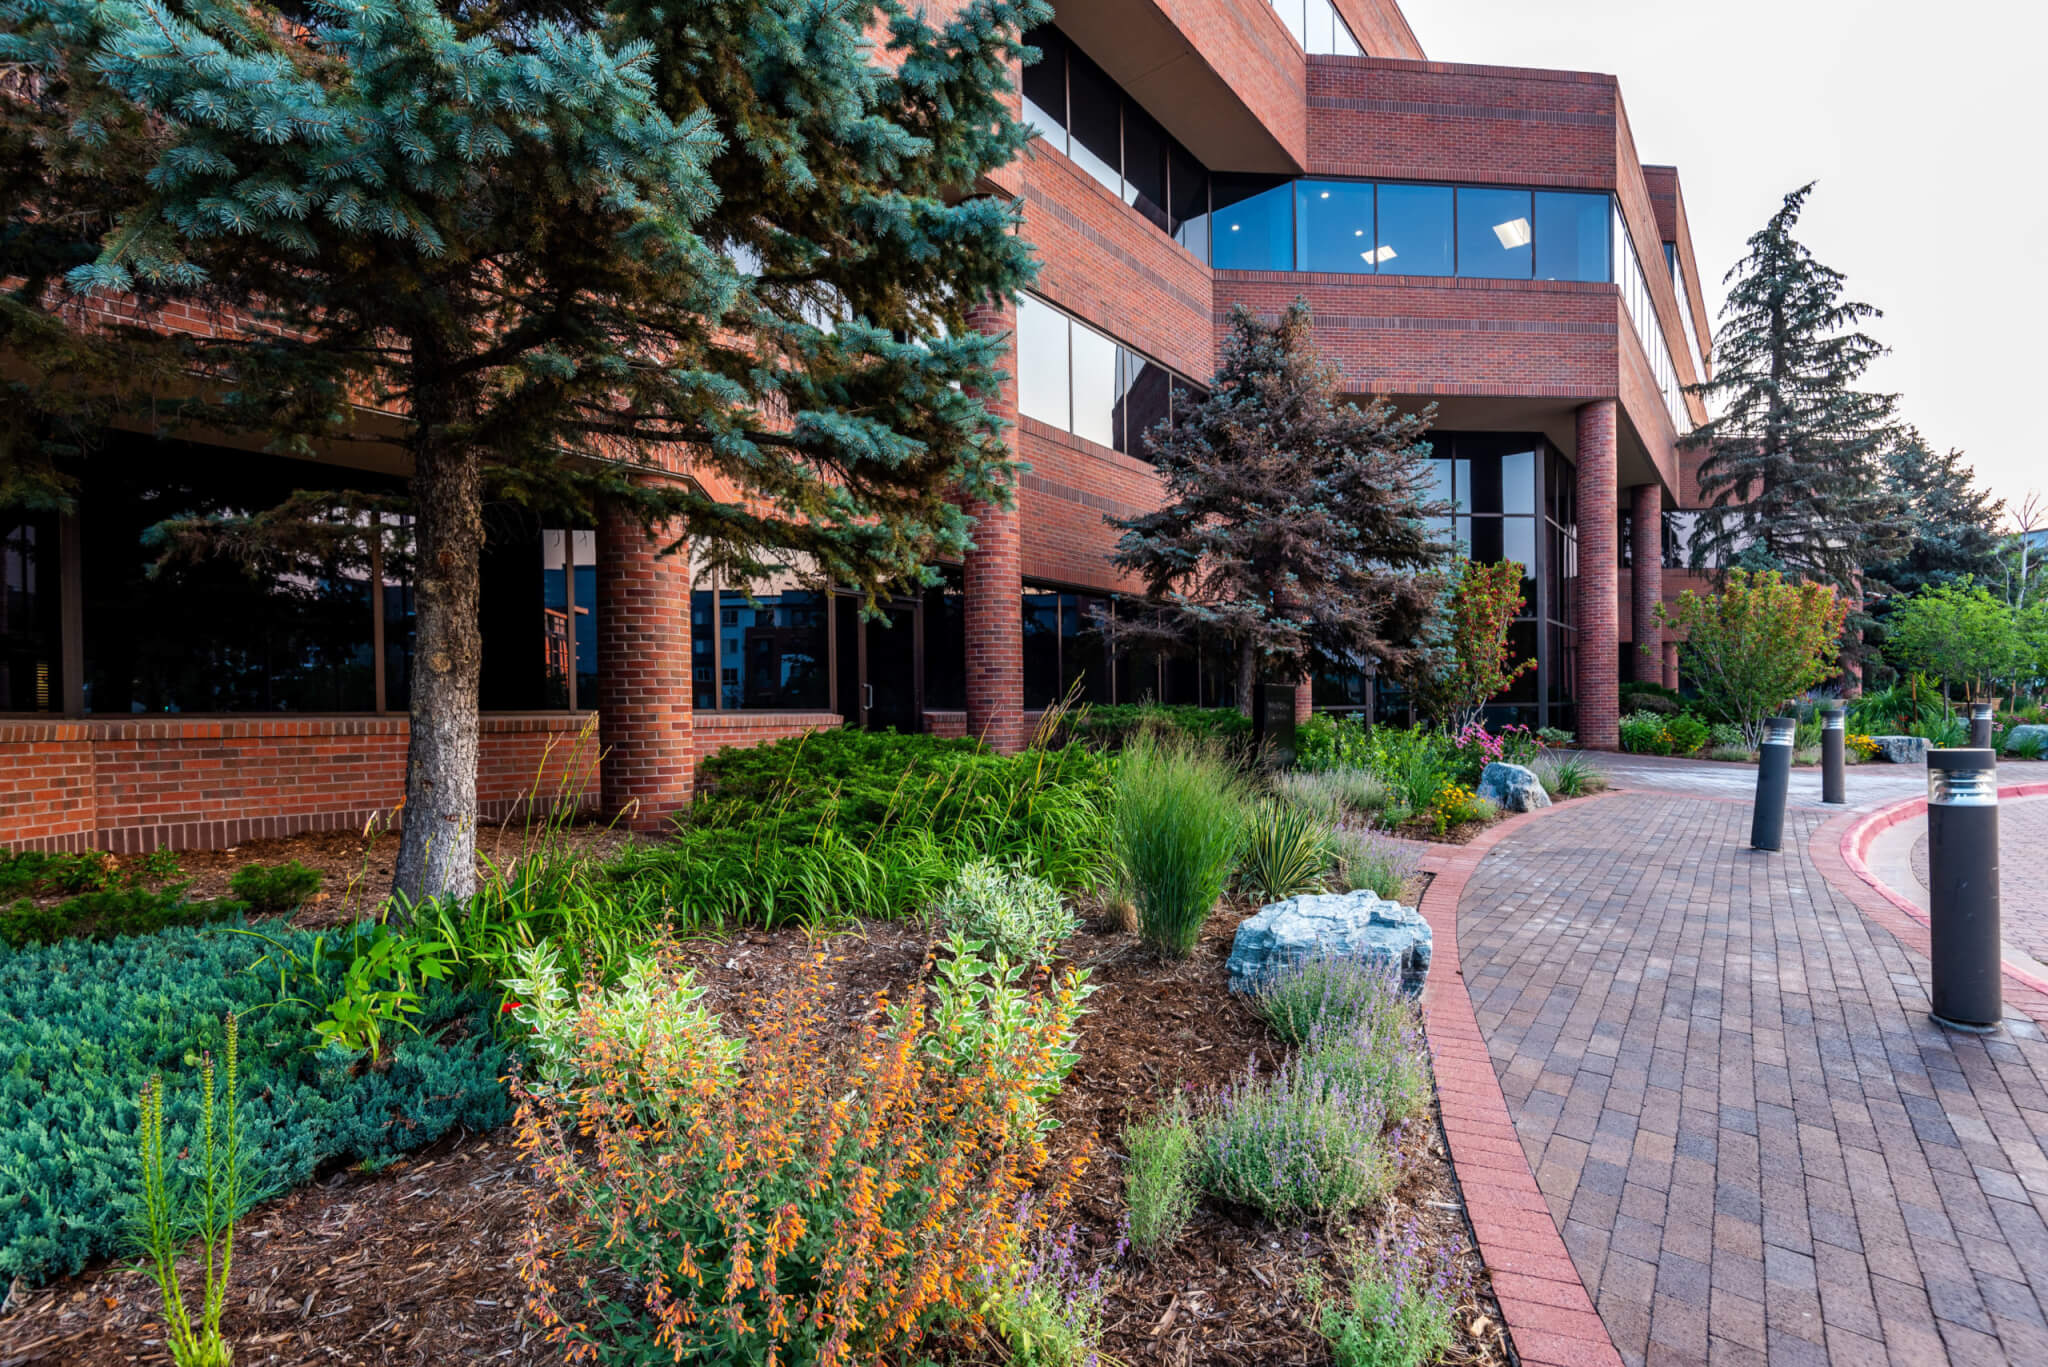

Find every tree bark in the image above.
[391,375,483,907]
[1236,641,1256,717]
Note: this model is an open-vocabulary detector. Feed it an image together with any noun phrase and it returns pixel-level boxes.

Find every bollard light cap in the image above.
[1970,701,1994,719]
[1928,747,1997,771]
[1763,716,1797,745]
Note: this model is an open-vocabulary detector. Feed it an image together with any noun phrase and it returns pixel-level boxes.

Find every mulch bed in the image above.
[1,865,1509,1367]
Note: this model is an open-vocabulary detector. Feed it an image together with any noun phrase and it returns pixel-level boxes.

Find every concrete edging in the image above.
[1417,791,1630,1367]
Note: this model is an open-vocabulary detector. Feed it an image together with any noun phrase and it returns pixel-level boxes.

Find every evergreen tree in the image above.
[1106,301,1449,710]
[1,0,1044,900]
[1684,183,1904,596]
[1872,429,2004,597]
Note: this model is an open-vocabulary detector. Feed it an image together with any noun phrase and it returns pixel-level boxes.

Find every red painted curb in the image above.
[1815,784,2048,1026]
[1417,791,1629,1367]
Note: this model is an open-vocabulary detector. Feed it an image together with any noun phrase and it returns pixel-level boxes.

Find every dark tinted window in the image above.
[691,590,717,711]
[1065,46,1122,194]
[1020,26,1066,150]
[718,587,829,710]
[1117,355,1173,460]
[1375,183,1453,276]
[1122,105,1170,233]
[1457,186,1532,278]
[1023,590,1061,707]
[0,511,59,712]
[1211,174,1293,270]
[1168,143,1209,257]
[923,567,965,710]
[1297,180,1376,274]
[1535,191,1610,281]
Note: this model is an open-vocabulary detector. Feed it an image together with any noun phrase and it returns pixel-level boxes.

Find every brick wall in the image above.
[1628,483,1664,682]
[596,498,694,831]
[964,296,1027,754]
[1574,399,1620,749]
[1018,419,1162,592]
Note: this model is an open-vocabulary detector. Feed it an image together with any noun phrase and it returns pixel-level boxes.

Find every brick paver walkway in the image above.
[1458,793,2048,1366]
[1910,797,2048,963]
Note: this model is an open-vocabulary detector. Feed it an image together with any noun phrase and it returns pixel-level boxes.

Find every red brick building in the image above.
[0,0,1716,853]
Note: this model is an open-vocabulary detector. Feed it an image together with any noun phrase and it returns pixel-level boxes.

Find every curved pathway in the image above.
[1436,768,2048,1367]
[1908,797,2048,964]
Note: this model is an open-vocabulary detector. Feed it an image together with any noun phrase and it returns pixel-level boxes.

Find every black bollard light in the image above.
[1750,715,1797,852]
[1927,748,2002,1032]
[1821,705,1847,806]
[1970,701,1995,750]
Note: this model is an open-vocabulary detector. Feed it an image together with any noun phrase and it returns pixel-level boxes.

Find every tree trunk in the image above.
[1236,642,1256,718]
[391,380,484,907]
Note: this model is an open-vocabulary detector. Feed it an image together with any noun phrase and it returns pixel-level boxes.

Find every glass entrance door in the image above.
[834,595,923,733]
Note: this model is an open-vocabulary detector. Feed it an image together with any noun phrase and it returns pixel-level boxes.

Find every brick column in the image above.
[1662,641,1679,692]
[1574,400,1620,750]
[597,498,693,830]
[1630,483,1664,688]
[1295,671,1315,725]
[963,296,1025,754]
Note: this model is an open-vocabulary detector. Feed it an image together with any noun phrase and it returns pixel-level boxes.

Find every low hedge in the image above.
[0,922,511,1287]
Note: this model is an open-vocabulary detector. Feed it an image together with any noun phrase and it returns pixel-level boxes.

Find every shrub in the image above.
[0,924,510,1286]
[1250,953,1406,1047]
[1708,721,1746,749]
[1533,752,1607,800]
[1278,769,1389,825]
[1296,713,1375,772]
[1707,743,1755,763]
[228,860,323,914]
[1239,800,1335,905]
[1618,710,1672,755]
[513,949,1088,1367]
[1664,714,1710,756]
[977,1218,1108,1367]
[2009,730,2048,761]
[1058,702,1253,754]
[0,886,249,947]
[1198,1053,1397,1219]
[1327,827,1420,900]
[1425,782,1494,835]
[1300,1012,1431,1128]
[1111,740,1245,957]
[1122,1097,1199,1258]
[1535,726,1575,748]
[1846,731,1879,761]
[1373,728,1456,816]
[919,936,1093,1144]
[1618,680,1684,716]
[1307,1216,1460,1367]
[930,859,1078,965]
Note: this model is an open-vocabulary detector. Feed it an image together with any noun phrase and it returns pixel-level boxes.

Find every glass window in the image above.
[1501,448,1536,515]
[1168,143,1209,259]
[1020,27,1067,151]
[1063,594,1112,704]
[540,529,597,708]
[1023,590,1060,707]
[0,511,59,712]
[1374,183,1453,277]
[1274,0,1306,45]
[1534,191,1610,282]
[691,589,717,711]
[721,586,828,710]
[1069,320,1120,449]
[1117,354,1174,460]
[1297,180,1377,274]
[923,568,965,711]
[1457,187,1532,279]
[1211,174,1294,270]
[1122,105,1170,234]
[1065,46,1122,196]
[1016,293,1070,430]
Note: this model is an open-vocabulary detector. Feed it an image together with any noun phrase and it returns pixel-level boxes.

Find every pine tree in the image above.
[1684,183,1904,597]
[1871,429,2004,597]
[1,0,1044,900]
[1106,300,1449,710]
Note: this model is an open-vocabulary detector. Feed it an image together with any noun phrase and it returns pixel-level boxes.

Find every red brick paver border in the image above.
[1420,795,1630,1367]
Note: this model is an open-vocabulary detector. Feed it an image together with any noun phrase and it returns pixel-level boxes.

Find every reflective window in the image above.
[1374,183,1454,276]
[1023,589,1061,707]
[1457,187,1533,279]
[691,589,717,711]
[1297,179,1376,274]
[1666,242,1705,373]
[1020,26,1068,151]
[1122,105,1170,233]
[540,529,596,709]
[719,587,828,711]
[1017,294,1206,459]
[1168,143,1210,258]
[1211,174,1294,270]
[1016,293,1071,431]
[1271,0,1364,54]
[0,511,59,712]
[1613,204,1687,431]
[1066,45,1123,196]
[1535,191,1610,282]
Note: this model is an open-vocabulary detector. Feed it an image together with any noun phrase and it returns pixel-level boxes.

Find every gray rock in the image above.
[1870,735,1929,764]
[2004,724,2048,757]
[1477,760,1551,813]
[1226,890,1432,997]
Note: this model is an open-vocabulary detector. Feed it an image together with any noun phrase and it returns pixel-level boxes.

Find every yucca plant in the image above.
[1111,739,1245,957]
[1240,800,1335,905]
[135,1013,242,1367]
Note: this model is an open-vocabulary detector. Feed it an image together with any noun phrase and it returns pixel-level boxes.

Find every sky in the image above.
[1399,0,2048,526]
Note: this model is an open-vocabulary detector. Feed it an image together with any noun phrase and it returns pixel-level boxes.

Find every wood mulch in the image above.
[0,866,1509,1367]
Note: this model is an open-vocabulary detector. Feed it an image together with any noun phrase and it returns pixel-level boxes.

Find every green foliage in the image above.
[136,1014,240,1367]
[976,1222,1108,1367]
[1061,703,1253,753]
[917,935,1093,1143]
[1107,301,1448,698]
[1619,711,1674,755]
[1885,580,2043,702]
[1534,753,1607,800]
[1122,1097,1200,1259]
[228,861,323,914]
[1250,954,1411,1053]
[1665,714,1709,756]
[0,849,118,899]
[929,859,1077,966]
[1306,1218,1460,1367]
[0,885,248,947]
[1239,800,1336,905]
[1535,726,1576,749]
[1370,727,1458,818]
[1427,558,1536,727]
[1708,721,1747,749]
[1296,712,1377,772]
[0,924,511,1286]
[1874,430,2008,597]
[1198,1051,1397,1219]
[1659,569,1850,746]
[1619,681,1684,716]
[1326,828,1421,900]
[1277,768,1389,825]
[1111,740,1246,957]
